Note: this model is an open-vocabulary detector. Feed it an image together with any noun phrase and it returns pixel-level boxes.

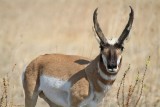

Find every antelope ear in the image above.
[117,6,134,45]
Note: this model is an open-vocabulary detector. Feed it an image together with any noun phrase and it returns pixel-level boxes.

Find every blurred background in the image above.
[0,0,159,106]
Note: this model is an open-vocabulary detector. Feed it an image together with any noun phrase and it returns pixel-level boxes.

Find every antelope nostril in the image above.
[107,65,111,69]
[107,64,117,69]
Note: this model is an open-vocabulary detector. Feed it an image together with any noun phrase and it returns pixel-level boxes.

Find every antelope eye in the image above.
[118,46,124,51]
[100,43,110,51]
[114,43,124,51]
[120,46,124,51]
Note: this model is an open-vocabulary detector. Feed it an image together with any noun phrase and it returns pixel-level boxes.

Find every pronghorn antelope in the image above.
[22,7,134,107]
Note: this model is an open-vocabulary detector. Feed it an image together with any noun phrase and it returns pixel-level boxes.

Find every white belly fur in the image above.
[39,75,71,107]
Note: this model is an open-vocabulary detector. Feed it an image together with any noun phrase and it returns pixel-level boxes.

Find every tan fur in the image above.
[23,54,91,107]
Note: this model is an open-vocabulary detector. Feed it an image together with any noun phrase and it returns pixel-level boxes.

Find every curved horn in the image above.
[118,6,134,45]
[93,8,107,45]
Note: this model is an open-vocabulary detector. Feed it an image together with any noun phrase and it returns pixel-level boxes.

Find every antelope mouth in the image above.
[107,69,118,74]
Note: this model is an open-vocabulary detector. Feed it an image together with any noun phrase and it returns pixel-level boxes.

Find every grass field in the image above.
[0,0,160,106]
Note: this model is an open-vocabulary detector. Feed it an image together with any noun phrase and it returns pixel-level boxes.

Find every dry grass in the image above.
[0,0,160,107]
[0,67,23,107]
[117,56,150,107]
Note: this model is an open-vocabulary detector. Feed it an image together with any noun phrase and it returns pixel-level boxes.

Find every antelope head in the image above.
[93,6,134,73]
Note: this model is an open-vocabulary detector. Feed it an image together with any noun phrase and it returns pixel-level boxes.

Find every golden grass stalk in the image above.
[0,75,9,107]
[126,70,139,107]
[0,64,24,107]
[134,56,150,107]
[117,64,130,107]
[117,56,150,107]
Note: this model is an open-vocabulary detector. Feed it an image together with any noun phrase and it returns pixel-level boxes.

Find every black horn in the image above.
[93,8,107,45]
[118,6,134,45]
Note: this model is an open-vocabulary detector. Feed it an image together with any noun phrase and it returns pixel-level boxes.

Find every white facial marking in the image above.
[113,68,118,72]
[39,75,71,107]
[101,54,108,69]
[107,38,118,45]
[98,62,116,80]
[112,55,122,72]
[117,55,122,65]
